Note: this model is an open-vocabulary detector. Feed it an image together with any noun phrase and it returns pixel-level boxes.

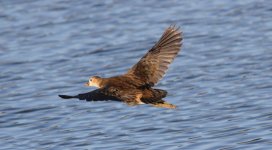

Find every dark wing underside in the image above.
[59,88,141,105]
[125,25,182,86]
[59,89,121,101]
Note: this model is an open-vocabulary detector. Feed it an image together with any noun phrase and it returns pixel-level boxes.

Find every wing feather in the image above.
[59,89,121,101]
[125,25,183,85]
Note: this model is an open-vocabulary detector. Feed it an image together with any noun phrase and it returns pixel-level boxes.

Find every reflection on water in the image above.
[1,0,272,149]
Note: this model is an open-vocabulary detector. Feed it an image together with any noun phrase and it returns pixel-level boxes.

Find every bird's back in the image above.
[105,75,145,89]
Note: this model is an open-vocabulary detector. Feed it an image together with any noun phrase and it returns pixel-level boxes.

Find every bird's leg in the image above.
[152,100,177,109]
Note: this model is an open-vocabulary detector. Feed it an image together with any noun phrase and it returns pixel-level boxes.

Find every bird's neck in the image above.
[97,78,109,88]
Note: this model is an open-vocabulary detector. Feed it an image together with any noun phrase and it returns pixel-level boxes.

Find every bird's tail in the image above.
[58,95,77,99]
[152,100,177,109]
[153,89,168,98]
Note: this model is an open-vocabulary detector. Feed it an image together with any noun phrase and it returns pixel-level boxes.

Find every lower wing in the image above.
[58,89,121,102]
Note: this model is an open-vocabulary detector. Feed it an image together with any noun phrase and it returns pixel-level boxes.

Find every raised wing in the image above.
[59,89,121,101]
[125,25,182,86]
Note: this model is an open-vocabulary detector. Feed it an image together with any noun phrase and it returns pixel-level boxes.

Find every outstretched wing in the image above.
[59,87,142,105]
[59,89,121,101]
[125,25,182,86]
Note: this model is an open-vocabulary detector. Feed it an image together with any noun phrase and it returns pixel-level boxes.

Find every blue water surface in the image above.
[0,0,272,149]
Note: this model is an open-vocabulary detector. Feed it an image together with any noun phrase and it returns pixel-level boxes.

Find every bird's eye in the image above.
[89,78,92,82]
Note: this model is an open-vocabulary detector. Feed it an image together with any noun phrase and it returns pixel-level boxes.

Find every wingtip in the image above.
[168,24,181,31]
[58,95,75,99]
[166,24,182,38]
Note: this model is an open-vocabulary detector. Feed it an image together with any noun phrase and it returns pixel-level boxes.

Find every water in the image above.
[1,0,272,149]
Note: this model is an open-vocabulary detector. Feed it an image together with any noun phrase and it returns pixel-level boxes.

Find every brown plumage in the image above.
[59,25,183,109]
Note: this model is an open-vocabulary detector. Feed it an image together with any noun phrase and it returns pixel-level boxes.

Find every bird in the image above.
[59,25,183,109]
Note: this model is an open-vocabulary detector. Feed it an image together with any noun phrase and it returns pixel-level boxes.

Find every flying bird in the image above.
[59,25,183,109]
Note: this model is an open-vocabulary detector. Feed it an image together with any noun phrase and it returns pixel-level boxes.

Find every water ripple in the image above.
[1,0,272,149]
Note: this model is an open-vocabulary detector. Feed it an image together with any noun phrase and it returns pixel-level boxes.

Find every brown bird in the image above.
[59,25,183,109]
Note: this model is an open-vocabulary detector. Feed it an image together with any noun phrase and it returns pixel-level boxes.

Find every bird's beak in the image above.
[85,82,89,86]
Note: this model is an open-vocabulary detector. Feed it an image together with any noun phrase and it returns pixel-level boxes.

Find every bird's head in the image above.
[85,76,102,88]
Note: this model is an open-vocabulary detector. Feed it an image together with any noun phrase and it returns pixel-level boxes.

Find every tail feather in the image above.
[153,89,167,98]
